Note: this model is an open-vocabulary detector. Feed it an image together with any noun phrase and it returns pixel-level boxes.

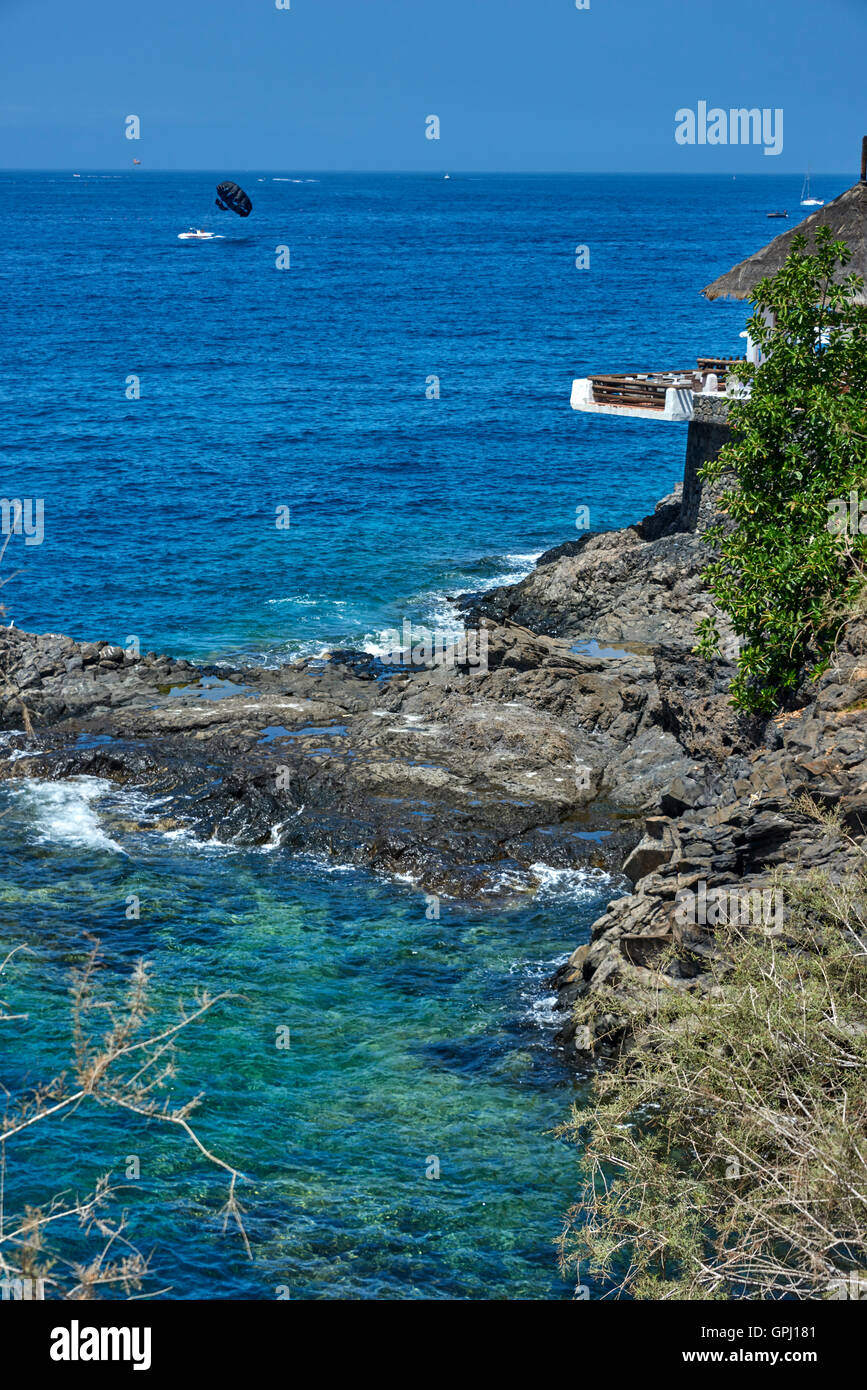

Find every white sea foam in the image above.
[478,867,532,896]
[294,851,358,875]
[471,861,613,903]
[523,991,563,1028]
[0,732,49,764]
[266,594,321,607]
[258,550,543,668]
[257,804,307,853]
[158,825,239,854]
[372,551,544,653]
[361,619,468,662]
[509,952,573,1029]
[360,633,392,659]
[528,862,612,902]
[8,777,124,852]
[491,551,545,586]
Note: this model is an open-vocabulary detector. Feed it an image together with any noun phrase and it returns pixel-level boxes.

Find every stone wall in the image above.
[679,395,732,533]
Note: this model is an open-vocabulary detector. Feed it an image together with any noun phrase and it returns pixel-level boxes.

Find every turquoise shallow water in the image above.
[0,775,608,1299]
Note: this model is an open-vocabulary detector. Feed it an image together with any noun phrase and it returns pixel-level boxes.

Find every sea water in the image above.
[0,171,834,1297]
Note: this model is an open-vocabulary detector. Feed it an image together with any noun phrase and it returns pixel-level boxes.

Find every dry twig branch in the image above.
[0,940,251,1299]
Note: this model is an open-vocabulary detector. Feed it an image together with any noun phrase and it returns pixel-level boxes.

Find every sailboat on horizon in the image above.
[800,170,824,207]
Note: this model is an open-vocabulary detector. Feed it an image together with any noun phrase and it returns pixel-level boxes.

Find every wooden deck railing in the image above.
[696,356,743,388]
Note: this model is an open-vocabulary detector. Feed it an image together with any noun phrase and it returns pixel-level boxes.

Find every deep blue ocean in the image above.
[0,171,842,1299]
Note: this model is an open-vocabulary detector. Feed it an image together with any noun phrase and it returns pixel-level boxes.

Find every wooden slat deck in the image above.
[588,371,698,409]
[587,358,745,410]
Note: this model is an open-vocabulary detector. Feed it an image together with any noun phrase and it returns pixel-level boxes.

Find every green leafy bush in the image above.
[696,227,867,713]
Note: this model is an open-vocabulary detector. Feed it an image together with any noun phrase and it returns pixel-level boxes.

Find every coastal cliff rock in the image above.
[0,488,722,900]
[3,484,864,1061]
[0,615,672,896]
[553,619,867,1064]
[461,488,716,646]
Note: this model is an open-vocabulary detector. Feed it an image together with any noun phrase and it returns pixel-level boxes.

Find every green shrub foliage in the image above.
[696,228,867,713]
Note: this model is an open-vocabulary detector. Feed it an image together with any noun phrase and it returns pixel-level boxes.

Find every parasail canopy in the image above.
[215,181,253,218]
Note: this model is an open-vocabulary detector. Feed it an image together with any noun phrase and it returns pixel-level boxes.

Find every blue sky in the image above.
[1,0,865,172]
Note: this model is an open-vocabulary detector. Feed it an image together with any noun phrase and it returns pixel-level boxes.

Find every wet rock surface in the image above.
[550,620,867,1066]
[460,489,716,647]
[0,616,657,898]
[3,487,864,1054]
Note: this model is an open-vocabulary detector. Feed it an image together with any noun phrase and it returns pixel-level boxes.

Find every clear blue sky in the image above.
[1,0,865,172]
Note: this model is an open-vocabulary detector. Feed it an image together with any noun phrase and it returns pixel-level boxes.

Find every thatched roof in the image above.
[702,180,867,306]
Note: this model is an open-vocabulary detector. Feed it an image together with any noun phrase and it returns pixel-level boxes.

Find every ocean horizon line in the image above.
[0,167,854,178]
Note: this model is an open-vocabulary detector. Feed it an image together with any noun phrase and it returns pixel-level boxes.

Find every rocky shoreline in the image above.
[3,480,865,1064]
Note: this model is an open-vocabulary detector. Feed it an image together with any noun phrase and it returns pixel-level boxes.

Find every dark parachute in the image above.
[215,181,252,217]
